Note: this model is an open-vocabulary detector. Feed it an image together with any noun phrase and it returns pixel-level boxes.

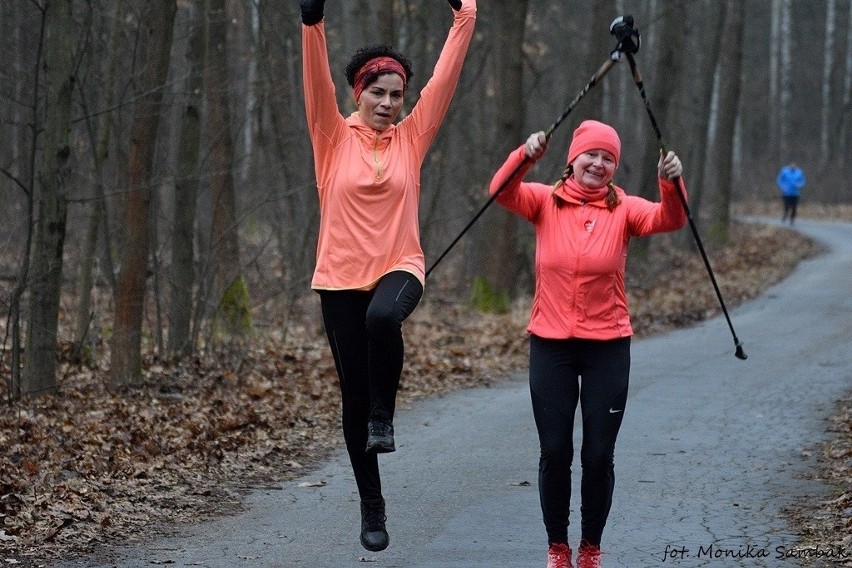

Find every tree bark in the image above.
[778,0,792,159]
[110,0,177,388]
[6,3,44,400]
[629,0,687,260]
[21,0,74,397]
[581,0,614,120]
[476,0,528,311]
[820,0,836,167]
[838,0,852,173]
[769,0,781,157]
[378,0,396,46]
[74,0,124,361]
[205,0,247,336]
[167,0,204,356]
[679,0,724,228]
[706,1,745,245]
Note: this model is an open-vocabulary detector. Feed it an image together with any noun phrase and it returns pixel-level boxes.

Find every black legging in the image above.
[782,195,799,222]
[318,271,423,501]
[528,335,630,547]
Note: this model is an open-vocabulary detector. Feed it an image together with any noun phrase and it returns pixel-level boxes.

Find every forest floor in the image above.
[1,205,850,566]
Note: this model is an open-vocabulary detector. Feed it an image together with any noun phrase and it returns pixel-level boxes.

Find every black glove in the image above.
[300,0,325,25]
[447,0,462,11]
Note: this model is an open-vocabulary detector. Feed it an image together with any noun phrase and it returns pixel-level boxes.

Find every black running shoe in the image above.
[360,498,389,551]
[366,418,395,453]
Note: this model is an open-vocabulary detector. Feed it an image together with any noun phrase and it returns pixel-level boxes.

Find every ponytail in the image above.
[605,181,620,211]
[551,165,573,193]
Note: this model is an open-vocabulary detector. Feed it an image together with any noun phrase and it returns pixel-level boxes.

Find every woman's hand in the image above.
[300,0,325,25]
[658,150,683,180]
[524,131,548,160]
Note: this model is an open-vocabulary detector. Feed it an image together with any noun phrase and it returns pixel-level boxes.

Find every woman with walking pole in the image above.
[298,0,476,553]
[489,120,687,568]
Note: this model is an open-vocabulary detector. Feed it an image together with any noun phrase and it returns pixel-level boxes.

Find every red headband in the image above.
[353,56,407,102]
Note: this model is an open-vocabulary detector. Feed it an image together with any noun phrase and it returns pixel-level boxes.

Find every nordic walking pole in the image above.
[615,18,747,360]
[425,19,636,279]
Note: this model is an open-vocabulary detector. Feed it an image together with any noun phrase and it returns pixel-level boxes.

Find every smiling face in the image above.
[357,73,405,132]
[571,149,617,189]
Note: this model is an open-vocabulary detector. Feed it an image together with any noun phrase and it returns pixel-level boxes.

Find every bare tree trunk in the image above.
[769,0,781,157]
[778,0,792,159]
[476,0,528,311]
[636,1,687,199]
[0,2,16,183]
[74,0,124,361]
[377,0,396,46]
[110,0,177,388]
[206,0,247,336]
[681,0,724,226]
[611,0,630,126]
[5,4,44,400]
[21,0,74,397]
[705,1,745,246]
[820,0,836,168]
[838,0,852,175]
[168,0,204,357]
[582,0,615,120]
[240,0,260,185]
[254,5,316,318]
[630,0,687,260]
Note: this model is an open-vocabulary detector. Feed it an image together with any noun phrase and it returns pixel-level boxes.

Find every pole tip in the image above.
[735,344,747,360]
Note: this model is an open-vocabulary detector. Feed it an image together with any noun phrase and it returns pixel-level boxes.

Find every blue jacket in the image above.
[777,166,805,197]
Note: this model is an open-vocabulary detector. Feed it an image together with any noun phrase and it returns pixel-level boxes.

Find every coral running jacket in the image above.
[491,145,688,340]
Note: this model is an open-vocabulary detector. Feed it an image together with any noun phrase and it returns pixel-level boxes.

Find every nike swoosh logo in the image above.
[609,408,624,414]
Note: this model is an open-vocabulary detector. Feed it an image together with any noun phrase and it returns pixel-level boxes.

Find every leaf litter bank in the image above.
[1,216,849,567]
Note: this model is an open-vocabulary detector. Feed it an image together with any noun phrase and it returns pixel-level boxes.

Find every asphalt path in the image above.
[60,219,852,568]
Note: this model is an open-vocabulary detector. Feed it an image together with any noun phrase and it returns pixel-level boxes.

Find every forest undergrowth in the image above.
[1,208,850,566]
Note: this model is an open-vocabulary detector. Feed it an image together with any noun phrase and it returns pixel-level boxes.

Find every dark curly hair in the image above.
[344,44,413,88]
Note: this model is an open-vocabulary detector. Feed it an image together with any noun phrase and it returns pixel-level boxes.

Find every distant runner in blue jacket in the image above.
[776,162,805,224]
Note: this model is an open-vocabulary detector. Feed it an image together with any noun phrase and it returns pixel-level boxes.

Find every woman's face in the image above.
[572,149,617,189]
[357,73,405,132]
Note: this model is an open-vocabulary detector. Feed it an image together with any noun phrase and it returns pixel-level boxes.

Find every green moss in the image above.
[470,275,509,314]
[215,275,254,337]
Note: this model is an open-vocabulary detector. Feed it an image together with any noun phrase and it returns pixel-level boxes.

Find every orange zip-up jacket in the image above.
[491,145,688,340]
[302,3,476,291]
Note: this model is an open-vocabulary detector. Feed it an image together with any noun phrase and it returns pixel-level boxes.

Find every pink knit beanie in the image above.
[566,120,621,167]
